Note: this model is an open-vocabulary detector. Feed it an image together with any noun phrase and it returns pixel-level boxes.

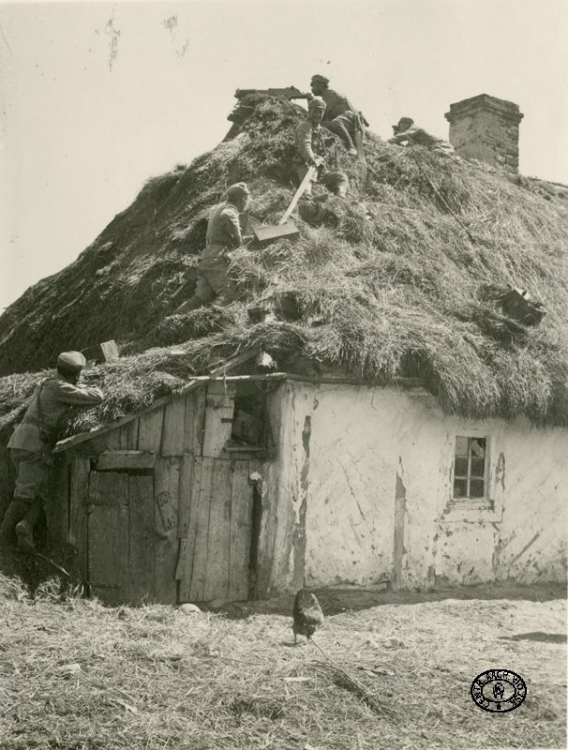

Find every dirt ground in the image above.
[0,576,565,750]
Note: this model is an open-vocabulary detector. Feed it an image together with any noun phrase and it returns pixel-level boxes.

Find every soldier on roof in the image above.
[388,117,455,156]
[294,97,348,197]
[177,183,250,313]
[0,352,103,553]
[309,74,366,157]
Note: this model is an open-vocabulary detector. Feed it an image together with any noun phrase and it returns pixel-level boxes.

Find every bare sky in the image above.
[1,0,567,312]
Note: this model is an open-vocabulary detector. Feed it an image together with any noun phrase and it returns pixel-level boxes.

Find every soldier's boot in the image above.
[15,498,42,554]
[0,500,29,549]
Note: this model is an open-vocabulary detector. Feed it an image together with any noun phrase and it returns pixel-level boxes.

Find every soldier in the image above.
[177,182,250,313]
[309,74,365,156]
[389,117,455,155]
[294,97,348,197]
[0,351,103,553]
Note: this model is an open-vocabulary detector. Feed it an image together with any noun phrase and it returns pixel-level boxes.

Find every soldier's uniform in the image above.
[0,352,103,551]
[177,183,250,313]
[310,75,364,155]
[293,99,348,197]
[389,121,455,155]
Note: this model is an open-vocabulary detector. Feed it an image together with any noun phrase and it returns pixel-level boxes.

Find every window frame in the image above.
[451,434,492,505]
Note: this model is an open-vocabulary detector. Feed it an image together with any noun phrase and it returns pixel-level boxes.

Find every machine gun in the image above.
[234,86,312,101]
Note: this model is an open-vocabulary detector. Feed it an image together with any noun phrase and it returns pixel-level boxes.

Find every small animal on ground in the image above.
[293,588,324,645]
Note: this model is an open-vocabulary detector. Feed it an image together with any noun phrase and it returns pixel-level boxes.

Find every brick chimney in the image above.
[445,94,524,176]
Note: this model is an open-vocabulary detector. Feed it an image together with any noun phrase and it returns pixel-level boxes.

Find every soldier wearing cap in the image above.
[177,182,250,313]
[310,74,365,156]
[294,97,348,197]
[0,351,103,552]
[389,117,454,155]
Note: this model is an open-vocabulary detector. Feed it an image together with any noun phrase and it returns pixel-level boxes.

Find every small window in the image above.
[453,437,487,499]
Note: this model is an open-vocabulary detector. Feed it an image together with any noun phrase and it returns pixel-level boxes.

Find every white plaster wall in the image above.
[274,382,567,591]
[305,385,399,586]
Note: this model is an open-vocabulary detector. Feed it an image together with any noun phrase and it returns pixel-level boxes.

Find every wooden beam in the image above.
[96,451,155,471]
[54,366,425,454]
[208,347,260,376]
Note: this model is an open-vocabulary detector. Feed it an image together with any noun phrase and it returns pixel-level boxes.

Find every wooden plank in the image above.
[162,398,186,456]
[188,457,214,602]
[100,340,120,362]
[153,457,180,603]
[55,379,212,453]
[128,474,155,605]
[104,429,121,450]
[203,459,232,601]
[208,347,259,375]
[184,389,206,456]
[229,461,254,601]
[96,451,155,471]
[178,454,193,538]
[202,382,235,458]
[69,456,91,580]
[138,408,164,452]
[54,371,423,455]
[178,456,203,601]
[175,538,190,581]
[87,472,129,605]
[47,454,71,547]
[120,420,139,450]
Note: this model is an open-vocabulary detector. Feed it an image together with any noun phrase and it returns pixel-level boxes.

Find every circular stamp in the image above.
[470,669,527,713]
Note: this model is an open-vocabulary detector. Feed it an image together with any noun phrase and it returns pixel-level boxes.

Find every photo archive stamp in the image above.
[470,669,527,713]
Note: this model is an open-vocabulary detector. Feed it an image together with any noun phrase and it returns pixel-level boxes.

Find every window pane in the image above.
[455,437,469,456]
[470,438,486,458]
[470,479,485,498]
[454,479,467,498]
[454,457,469,476]
[471,457,485,477]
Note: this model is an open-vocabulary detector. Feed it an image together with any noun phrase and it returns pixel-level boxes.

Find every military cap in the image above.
[398,117,414,127]
[226,182,250,201]
[311,74,330,85]
[308,97,326,112]
[57,351,87,370]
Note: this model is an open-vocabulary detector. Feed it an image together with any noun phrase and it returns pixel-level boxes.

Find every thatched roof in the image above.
[1,95,567,437]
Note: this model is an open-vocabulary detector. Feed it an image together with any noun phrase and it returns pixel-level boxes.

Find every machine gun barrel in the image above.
[235,86,312,101]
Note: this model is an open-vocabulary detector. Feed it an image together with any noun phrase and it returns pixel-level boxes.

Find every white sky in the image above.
[1,0,567,311]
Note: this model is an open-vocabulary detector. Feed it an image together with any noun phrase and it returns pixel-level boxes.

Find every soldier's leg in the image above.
[323,118,357,154]
[0,500,28,547]
[9,450,49,553]
[205,261,238,305]
[176,274,216,313]
[15,498,43,553]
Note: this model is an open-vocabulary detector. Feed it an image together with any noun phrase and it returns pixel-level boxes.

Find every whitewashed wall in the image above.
[265,381,567,592]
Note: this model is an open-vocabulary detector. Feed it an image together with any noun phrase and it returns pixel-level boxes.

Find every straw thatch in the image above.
[1,94,567,436]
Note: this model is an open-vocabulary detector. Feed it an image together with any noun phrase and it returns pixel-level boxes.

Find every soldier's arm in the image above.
[220,207,243,248]
[388,131,412,145]
[296,122,317,164]
[55,381,104,406]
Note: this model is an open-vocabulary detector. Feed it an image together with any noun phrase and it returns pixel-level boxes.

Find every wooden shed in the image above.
[50,351,275,606]
[44,350,567,606]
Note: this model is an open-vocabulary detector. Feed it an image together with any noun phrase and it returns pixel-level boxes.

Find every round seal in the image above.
[470,669,527,713]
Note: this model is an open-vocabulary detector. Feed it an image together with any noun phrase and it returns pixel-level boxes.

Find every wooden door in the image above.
[177,457,258,603]
[87,471,156,605]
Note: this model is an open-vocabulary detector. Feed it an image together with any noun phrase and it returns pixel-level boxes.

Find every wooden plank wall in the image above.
[177,457,261,603]
[66,384,266,606]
